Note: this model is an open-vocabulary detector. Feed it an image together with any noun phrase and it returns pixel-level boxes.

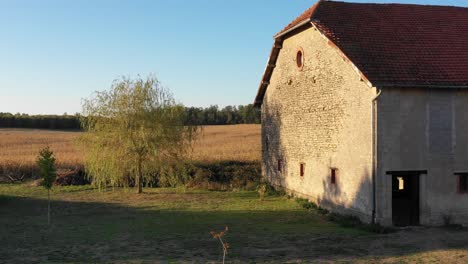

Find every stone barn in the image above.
[254,0,468,226]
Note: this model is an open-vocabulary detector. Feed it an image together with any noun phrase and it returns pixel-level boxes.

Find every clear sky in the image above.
[0,0,466,114]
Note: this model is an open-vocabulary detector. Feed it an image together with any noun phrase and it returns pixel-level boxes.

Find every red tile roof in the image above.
[309,1,468,87]
[255,1,468,106]
[275,2,319,37]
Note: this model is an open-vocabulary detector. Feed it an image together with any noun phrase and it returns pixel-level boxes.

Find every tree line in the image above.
[184,104,260,125]
[0,105,260,130]
[0,112,81,130]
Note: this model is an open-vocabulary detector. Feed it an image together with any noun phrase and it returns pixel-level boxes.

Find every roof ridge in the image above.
[321,0,468,9]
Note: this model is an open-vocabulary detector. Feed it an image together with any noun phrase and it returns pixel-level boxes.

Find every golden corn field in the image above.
[0,125,261,179]
[192,124,260,162]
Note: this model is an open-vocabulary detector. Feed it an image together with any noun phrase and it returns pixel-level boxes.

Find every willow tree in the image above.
[80,76,198,193]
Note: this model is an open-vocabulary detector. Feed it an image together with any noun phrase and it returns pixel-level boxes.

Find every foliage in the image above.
[37,147,57,190]
[36,146,57,225]
[187,161,261,191]
[80,75,199,193]
[258,182,267,201]
[258,183,286,200]
[184,104,260,125]
[0,112,81,130]
[296,198,318,210]
[0,104,260,131]
[156,162,194,187]
[264,184,286,197]
[0,125,260,185]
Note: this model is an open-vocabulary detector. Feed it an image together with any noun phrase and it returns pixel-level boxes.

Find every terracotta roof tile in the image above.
[276,2,320,37]
[278,0,468,87]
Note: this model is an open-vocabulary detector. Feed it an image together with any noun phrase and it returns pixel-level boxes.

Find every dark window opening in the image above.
[265,137,269,152]
[300,163,305,177]
[296,49,304,69]
[331,168,337,184]
[456,173,468,193]
[278,159,283,173]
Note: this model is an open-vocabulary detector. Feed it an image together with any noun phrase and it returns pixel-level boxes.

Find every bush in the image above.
[54,168,89,186]
[265,184,286,196]
[317,207,329,215]
[157,162,194,188]
[296,198,318,210]
[187,161,261,191]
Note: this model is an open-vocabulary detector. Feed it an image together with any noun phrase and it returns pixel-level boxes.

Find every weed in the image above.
[210,226,230,264]
[258,182,267,201]
[295,198,394,234]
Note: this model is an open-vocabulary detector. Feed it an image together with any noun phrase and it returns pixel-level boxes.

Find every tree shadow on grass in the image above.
[0,193,467,263]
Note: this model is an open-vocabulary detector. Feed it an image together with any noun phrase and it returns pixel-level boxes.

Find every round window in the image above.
[296,49,304,69]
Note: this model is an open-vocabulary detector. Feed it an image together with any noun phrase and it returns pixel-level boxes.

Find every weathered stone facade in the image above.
[261,27,377,222]
[376,88,468,226]
[257,0,468,227]
[260,27,468,227]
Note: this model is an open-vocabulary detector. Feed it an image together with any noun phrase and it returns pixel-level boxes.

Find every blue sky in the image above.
[0,0,466,114]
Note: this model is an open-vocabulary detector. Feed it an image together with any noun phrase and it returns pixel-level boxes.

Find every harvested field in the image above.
[0,125,261,182]
[192,124,260,162]
[0,129,82,167]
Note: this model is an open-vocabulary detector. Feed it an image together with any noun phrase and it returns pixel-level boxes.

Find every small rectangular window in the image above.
[278,159,283,173]
[300,163,305,177]
[331,168,337,185]
[456,173,468,193]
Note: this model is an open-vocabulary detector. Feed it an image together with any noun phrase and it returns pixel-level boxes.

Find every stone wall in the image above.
[261,27,377,222]
[377,88,468,226]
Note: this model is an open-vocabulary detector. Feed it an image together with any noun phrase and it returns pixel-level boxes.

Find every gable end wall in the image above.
[261,27,377,222]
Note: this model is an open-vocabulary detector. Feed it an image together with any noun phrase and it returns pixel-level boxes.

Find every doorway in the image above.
[388,171,424,226]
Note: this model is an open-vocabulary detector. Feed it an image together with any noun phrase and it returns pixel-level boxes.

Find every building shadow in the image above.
[1,190,467,263]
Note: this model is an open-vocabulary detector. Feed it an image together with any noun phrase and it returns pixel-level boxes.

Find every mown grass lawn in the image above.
[1,184,467,263]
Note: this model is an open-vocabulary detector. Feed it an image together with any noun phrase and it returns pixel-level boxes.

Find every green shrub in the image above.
[317,207,329,215]
[187,161,261,191]
[295,198,318,210]
[265,184,286,196]
[157,162,194,188]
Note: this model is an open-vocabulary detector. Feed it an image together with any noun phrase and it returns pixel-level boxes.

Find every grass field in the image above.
[1,125,467,262]
[1,184,467,263]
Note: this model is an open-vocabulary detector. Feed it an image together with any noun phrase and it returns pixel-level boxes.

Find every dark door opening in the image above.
[390,172,421,226]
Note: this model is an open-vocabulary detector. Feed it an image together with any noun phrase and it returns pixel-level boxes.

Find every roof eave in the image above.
[254,40,283,107]
[254,20,313,108]
[376,83,468,89]
[274,18,312,39]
